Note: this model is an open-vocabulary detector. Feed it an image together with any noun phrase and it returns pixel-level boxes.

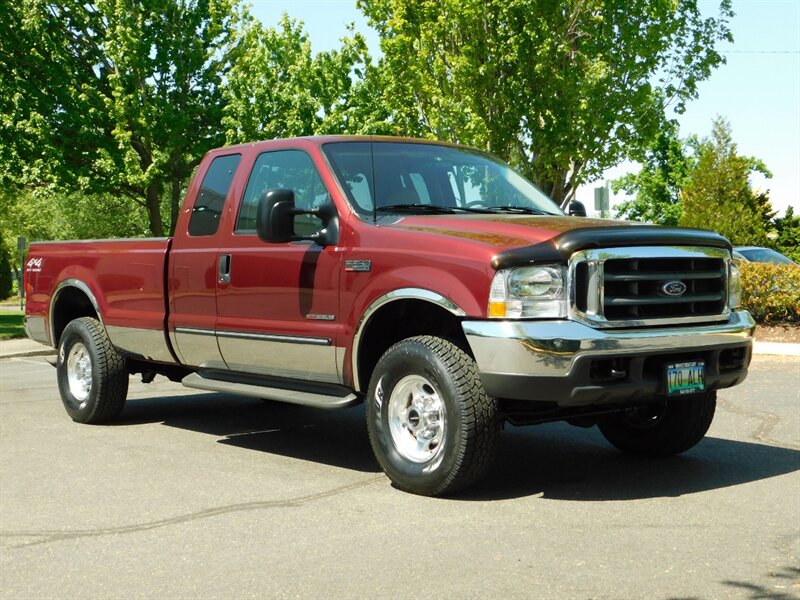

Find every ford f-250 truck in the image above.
[24,136,755,496]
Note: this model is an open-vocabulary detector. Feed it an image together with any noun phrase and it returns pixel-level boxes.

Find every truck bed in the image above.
[25,238,174,362]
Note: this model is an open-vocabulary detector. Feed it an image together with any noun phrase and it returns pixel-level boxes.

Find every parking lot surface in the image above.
[1,354,798,599]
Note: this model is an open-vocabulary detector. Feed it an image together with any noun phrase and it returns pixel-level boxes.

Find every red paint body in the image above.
[24,136,611,385]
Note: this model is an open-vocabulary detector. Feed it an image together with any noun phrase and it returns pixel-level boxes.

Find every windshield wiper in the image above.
[375,203,459,214]
[483,205,553,215]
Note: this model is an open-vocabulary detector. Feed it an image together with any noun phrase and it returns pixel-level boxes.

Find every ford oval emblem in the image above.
[662,280,687,296]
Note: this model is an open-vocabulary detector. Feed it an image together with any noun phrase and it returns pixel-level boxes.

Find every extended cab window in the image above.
[236,150,326,236]
[188,154,241,236]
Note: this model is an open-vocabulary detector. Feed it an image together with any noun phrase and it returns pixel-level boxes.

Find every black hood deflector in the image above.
[491,226,731,270]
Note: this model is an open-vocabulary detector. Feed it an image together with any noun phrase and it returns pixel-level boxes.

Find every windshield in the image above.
[322,141,562,218]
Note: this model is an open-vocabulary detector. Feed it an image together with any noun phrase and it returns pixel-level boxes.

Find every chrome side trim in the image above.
[174,327,330,346]
[106,325,175,363]
[462,310,755,379]
[24,316,49,346]
[49,279,104,345]
[173,327,225,368]
[216,330,331,346]
[175,326,215,336]
[351,288,467,392]
[568,246,731,329]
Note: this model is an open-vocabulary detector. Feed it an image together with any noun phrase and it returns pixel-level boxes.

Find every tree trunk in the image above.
[146,183,164,237]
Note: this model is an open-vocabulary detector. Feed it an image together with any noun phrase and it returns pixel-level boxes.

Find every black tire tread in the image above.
[367,335,499,496]
[598,392,716,457]
[58,317,128,424]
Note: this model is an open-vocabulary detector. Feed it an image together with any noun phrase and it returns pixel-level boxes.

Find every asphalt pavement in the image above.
[0,353,798,599]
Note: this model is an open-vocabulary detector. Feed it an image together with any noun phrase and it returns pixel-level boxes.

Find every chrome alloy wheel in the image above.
[387,374,446,463]
[66,342,93,405]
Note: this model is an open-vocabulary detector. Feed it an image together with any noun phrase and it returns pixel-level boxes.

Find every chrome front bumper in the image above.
[462,310,755,406]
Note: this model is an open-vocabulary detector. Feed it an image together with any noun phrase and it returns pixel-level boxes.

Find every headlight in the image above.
[488,266,568,318]
[729,261,742,309]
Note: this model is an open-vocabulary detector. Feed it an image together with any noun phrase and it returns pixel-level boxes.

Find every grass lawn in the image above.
[0,311,25,340]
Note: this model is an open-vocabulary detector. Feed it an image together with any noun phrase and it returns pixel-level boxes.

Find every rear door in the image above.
[214,147,342,383]
[169,153,242,368]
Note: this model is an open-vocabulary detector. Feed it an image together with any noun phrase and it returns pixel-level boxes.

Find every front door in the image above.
[214,148,342,383]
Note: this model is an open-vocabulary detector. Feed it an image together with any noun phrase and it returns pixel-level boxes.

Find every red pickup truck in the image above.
[24,136,755,495]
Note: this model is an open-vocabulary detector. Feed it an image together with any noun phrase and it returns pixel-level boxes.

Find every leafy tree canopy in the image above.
[0,0,246,236]
[357,0,733,205]
[772,206,800,262]
[680,117,773,246]
[614,123,696,226]
[222,16,395,145]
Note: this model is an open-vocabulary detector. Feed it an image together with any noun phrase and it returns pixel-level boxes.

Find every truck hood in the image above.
[381,213,732,269]
[383,214,634,251]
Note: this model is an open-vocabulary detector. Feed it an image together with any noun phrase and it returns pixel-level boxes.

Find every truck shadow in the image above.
[117,392,380,474]
[116,392,800,501]
[464,423,800,502]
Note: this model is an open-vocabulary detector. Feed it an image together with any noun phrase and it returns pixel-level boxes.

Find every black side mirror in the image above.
[256,188,339,246]
[568,200,587,217]
[257,189,296,243]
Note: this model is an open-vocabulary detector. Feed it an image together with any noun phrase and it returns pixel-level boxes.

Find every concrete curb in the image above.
[0,339,56,360]
[753,341,800,357]
[0,348,56,360]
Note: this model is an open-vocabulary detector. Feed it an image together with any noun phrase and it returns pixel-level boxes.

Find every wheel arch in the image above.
[351,288,470,392]
[50,279,103,347]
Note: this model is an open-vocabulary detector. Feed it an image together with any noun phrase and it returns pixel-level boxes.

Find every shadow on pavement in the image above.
[462,422,800,501]
[721,565,800,599]
[116,392,380,474]
[116,392,800,500]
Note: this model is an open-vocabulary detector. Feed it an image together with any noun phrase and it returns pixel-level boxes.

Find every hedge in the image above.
[739,262,800,324]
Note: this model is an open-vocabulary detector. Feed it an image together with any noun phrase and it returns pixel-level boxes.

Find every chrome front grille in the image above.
[570,246,731,327]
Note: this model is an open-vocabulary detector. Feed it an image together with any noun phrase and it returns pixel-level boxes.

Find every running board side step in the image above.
[181,370,360,410]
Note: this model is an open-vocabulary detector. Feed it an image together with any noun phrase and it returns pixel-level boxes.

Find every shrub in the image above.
[739,262,800,324]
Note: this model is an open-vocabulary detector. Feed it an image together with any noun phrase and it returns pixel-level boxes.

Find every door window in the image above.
[236,150,326,236]
[188,154,241,236]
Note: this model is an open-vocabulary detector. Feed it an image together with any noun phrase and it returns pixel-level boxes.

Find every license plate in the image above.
[666,360,705,396]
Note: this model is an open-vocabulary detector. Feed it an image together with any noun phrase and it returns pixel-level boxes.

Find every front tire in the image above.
[598,392,716,457]
[366,336,499,496]
[56,317,129,424]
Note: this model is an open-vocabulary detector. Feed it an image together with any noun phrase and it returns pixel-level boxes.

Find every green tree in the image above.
[614,123,695,225]
[772,206,800,262]
[357,0,733,205]
[0,187,149,264]
[0,0,246,236]
[222,16,394,145]
[680,118,772,245]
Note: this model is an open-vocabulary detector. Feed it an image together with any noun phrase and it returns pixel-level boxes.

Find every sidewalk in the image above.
[0,338,56,359]
[1,335,798,361]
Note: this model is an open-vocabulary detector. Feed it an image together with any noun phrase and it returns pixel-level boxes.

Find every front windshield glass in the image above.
[739,248,794,265]
[322,141,562,218]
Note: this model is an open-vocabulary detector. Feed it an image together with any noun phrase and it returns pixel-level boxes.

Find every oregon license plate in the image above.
[666,360,705,395]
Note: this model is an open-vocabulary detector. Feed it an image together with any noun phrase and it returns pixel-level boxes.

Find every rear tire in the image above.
[598,392,716,457]
[56,317,129,424]
[366,336,499,496]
